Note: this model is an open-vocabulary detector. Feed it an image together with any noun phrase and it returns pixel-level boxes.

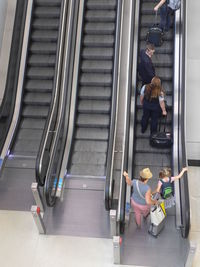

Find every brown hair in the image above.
[144,76,164,101]
[146,43,155,52]
[159,168,172,178]
[139,177,148,182]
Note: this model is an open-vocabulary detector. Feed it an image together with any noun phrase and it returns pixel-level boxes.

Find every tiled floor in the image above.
[0,167,199,267]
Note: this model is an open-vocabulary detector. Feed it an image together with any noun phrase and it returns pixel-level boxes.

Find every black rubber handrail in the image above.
[0,0,27,153]
[35,0,67,186]
[104,0,123,211]
[179,0,190,238]
[44,0,78,206]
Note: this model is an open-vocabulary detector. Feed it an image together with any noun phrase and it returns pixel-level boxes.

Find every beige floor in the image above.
[0,166,199,267]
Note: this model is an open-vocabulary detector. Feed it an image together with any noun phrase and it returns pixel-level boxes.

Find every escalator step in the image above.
[30,42,57,54]
[84,22,115,35]
[70,164,105,176]
[22,106,49,118]
[155,67,173,80]
[12,139,41,154]
[71,151,107,165]
[141,2,160,15]
[25,80,53,92]
[85,10,116,22]
[34,7,61,18]
[32,30,58,42]
[74,140,108,153]
[76,114,110,128]
[24,92,51,106]
[81,60,113,73]
[33,18,60,30]
[82,47,114,60]
[134,152,171,167]
[79,86,111,100]
[75,127,109,140]
[86,0,117,10]
[28,55,56,67]
[17,128,43,140]
[77,100,111,114]
[152,54,173,67]
[27,67,54,79]
[35,0,61,7]
[80,73,112,86]
[20,118,46,130]
[83,35,114,47]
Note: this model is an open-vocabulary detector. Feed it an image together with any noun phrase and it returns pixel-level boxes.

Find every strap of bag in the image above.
[136,180,145,200]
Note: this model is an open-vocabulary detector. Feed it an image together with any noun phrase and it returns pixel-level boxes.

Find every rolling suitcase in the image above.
[146,12,163,47]
[150,115,173,148]
[148,204,166,237]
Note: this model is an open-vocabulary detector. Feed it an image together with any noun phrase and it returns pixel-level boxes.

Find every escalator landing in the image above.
[121,213,189,267]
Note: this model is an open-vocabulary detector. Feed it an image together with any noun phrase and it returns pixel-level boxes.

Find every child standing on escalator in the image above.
[153,167,188,208]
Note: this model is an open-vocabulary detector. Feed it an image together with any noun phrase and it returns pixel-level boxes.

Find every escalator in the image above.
[0,0,65,210]
[107,0,190,266]
[67,0,118,178]
[42,0,122,237]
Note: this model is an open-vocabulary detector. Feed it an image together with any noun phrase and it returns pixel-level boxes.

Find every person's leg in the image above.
[141,105,151,133]
[165,7,171,31]
[159,4,168,31]
[140,204,151,218]
[131,199,142,227]
[150,109,161,134]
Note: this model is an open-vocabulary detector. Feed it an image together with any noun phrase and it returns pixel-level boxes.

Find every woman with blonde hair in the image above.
[140,76,167,134]
[123,169,157,228]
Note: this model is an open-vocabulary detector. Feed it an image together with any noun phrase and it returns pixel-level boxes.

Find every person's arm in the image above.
[152,181,162,195]
[159,100,167,116]
[173,167,188,180]
[145,189,157,205]
[140,85,145,105]
[123,171,132,186]
[154,0,166,11]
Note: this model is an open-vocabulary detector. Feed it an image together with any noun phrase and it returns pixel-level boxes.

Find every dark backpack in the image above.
[160,177,173,199]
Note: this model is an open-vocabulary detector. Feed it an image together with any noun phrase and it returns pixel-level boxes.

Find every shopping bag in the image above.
[150,204,165,226]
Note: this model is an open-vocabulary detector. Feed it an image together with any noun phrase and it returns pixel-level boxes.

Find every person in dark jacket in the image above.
[138,43,155,85]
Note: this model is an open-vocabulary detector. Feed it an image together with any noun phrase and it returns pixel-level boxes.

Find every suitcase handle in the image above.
[158,114,167,132]
[154,11,158,25]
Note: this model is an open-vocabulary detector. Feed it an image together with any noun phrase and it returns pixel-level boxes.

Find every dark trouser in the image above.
[141,101,161,134]
[160,5,173,31]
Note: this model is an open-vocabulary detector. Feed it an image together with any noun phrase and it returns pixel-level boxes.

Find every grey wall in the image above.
[186,0,200,161]
[0,0,7,51]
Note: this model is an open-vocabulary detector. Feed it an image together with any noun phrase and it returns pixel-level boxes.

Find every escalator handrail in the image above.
[0,0,28,153]
[35,0,68,186]
[44,0,78,206]
[178,0,190,238]
[116,0,137,226]
[104,0,123,211]
[0,0,33,164]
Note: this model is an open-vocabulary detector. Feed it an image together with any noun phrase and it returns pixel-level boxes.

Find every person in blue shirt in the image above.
[138,43,155,86]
